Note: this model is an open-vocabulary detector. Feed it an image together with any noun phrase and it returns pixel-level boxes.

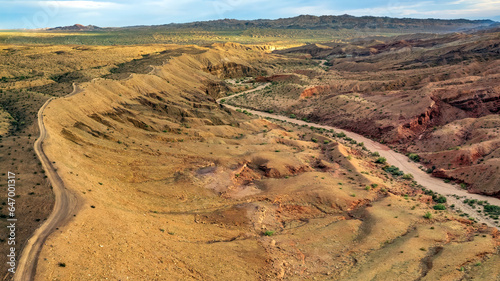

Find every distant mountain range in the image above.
[48,15,498,33]
[156,15,496,30]
[48,24,101,31]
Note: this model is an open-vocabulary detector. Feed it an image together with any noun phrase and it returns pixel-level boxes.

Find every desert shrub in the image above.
[263,230,275,236]
[336,132,346,138]
[384,165,403,176]
[311,137,318,143]
[434,196,447,203]
[423,212,432,219]
[375,157,387,164]
[402,174,414,180]
[408,153,420,162]
[371,152,380,157]
[484,204,500,216]
[433,204,446,210]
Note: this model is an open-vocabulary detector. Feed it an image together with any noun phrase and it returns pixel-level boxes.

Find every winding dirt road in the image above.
[15,86,82,281]
[220,84,500,230]
[12,77,500,280]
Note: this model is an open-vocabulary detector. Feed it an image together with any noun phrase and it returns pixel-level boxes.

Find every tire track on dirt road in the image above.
[15,85,83,281]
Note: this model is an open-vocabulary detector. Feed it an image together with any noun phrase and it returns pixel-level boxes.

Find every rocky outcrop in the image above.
[396,99,440,141]
[443,89,500,115]
[203,80,230,100]
[205,62,260,79]
[299,85,333,99]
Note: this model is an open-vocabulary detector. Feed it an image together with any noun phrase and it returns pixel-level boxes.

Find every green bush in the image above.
[433,204,446,210]
[423,212,432,219]
[408,153,420,162]
[402,174,414,180]
[371,152,380,157]
[384,165,404,177]
[263,230,275,236]
[434,196,447,204]
[375,157,387,164]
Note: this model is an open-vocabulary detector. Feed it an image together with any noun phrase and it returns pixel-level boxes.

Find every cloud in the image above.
[40,0,122,10]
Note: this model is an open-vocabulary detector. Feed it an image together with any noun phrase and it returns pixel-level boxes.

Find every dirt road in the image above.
[220,84,500,230]
[15,86,82,281]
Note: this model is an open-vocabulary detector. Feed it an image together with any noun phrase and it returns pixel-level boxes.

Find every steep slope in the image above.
[32,43,500,280]
[231,29,500,198]
[0,43,205,277]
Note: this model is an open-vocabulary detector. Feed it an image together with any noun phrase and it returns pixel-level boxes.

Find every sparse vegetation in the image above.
[263,230,275,236]
[408,153,420,162]
[383,165,404,177]
[433,204,446,210]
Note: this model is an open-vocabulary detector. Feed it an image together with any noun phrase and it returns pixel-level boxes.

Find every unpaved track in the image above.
[220,84,500,230]
[15,85,83,281]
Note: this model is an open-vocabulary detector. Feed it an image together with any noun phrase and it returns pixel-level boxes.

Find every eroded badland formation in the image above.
[0,15,500,280]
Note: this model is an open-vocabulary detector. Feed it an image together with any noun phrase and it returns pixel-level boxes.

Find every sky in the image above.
[0,0,499,29]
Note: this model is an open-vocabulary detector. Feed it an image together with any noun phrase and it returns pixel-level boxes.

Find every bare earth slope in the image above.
[31,44,500,280]
[231,29,500,198]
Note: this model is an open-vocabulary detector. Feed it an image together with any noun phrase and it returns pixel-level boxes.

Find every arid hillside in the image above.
[34,43,500,280]
[0,43,230,277]
[229,28,500,198]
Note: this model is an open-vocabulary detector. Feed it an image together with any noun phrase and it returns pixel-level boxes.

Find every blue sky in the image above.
[1,0,499,29]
